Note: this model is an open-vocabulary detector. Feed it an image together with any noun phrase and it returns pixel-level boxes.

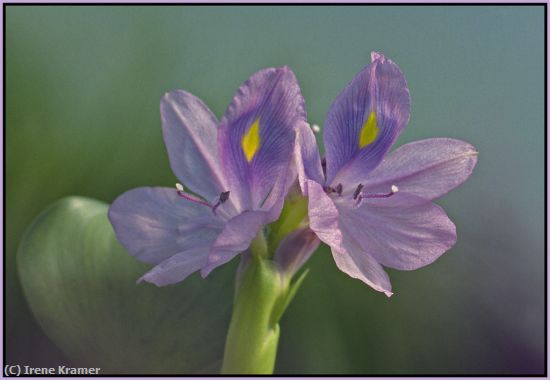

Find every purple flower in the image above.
[296,52,478,296]
[109,67,306,286]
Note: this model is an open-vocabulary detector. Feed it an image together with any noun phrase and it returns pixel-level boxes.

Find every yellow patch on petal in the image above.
[359,111,379,149]
[242,118,261,162]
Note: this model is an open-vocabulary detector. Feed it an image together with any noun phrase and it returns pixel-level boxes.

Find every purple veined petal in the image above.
[306,180,392,296]
[200,210,269,277]
[331,238,393,297]
[161,90,228,201]
[306,179,344,250]
[295,122,325,196]
[273,227,320,277]
[218,66,306,211]
[361,138,478,201]
[324,52,411,189]
[337,192,457,271]
[138,247,208,287]
[108,187,224,265]
[261,155,298,223]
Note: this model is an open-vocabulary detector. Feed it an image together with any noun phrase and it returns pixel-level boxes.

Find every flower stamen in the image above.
[175,183,211,207]
[355,184,399,206]
[353,184,364,200]
[175,183,231,215]
[364,185,399,199]
[212,191,231,215]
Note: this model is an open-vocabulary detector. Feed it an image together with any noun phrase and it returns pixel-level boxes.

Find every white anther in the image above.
[391,185,399,193]
[176,183,184,192]
[311,124,321,133]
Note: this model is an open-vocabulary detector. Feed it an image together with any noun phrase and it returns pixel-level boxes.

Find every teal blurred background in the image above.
[6,5,545,374]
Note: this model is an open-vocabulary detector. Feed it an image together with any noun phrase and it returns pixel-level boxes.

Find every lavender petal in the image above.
[362,138,478,201]
[262,155,298,223]
[200,210,269,277]
[138,247,209,286]
[218,67,305,211]
[295,122,325,195]
[306,179,344,250]
[331,239,393,297]
[338,192,457,271]
[161,90,227,201]
[273,227,320,277]
[108,187,224,265]
[324,52,410,189]
[306,179,392,295]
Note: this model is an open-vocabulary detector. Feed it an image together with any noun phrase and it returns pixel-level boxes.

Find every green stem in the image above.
[220,231,310,374]
[221,253,286,374]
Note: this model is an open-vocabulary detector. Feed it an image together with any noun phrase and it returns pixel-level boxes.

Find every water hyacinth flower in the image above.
[109,67,306,286]
[296,52,478,296]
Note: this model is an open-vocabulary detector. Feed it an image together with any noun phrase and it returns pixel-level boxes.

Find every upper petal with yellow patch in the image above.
[218,66,306,213]
[324,52,411,189]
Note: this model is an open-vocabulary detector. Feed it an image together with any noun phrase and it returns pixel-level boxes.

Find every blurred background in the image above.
[6,5,545,375]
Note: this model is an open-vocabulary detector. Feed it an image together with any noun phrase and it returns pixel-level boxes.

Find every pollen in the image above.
[241,118,261,162]
[391,185,399,193]
[359,111,379,149]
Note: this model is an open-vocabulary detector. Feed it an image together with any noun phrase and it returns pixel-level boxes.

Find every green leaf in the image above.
[17,196,234,374]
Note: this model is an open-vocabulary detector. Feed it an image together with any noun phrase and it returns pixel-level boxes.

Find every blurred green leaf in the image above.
[17,196,233,374]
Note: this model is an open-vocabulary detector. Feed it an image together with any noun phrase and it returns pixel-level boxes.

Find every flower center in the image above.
[176,183,230,215]
[324,183,343,196]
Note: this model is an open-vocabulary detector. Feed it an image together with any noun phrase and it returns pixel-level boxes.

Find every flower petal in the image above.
[331,240,393,297]
[306,180,343,250]
[338,192,457,271]
[324,52,410,189]
[108,187,224,265]
[262,157,298,223]
[200,210,269,277]
[306,180,392,296]
[218,67,305,211]
[161,90,228,201]
[362,138,478,201]
[138,247,208,286]
[295,122,325,195]
[273,227,320,277]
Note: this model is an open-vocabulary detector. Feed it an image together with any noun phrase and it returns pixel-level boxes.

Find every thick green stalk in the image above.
[221,252,286,374]
[221,224,311,374]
